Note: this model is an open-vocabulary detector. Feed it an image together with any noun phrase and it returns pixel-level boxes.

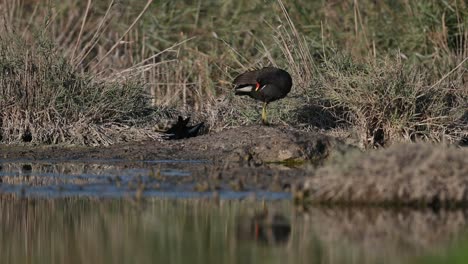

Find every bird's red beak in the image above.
[255,82,260,91]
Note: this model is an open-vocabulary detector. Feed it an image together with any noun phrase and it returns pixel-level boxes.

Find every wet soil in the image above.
[1,125,353,163]
[0,125,355,197]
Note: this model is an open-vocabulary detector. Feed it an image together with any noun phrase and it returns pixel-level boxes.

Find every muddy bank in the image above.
[0,126,354,198]
[1,125,354,164]
[0,159,305,197]
[7,126,468,207]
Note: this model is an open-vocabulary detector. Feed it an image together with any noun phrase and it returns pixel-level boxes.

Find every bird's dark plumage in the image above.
[163,116,204,140]
[233,67,292,124]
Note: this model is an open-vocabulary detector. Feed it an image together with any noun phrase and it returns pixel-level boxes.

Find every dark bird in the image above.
[162,116,204,140]
[233,67,292,124]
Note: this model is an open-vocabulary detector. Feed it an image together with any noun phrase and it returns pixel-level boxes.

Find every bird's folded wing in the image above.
[233,71,258,86]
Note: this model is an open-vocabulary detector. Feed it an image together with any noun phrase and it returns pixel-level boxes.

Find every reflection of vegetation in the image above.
[1,197,468,264]
[0,198,290,264]
[0,0,466,146]
[421,241,468,264]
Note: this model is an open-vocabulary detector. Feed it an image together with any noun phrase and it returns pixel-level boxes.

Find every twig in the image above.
[76,0,115,68]
[91,0,154,70]
[71,0,92,63]
[430,56,468,89]
[116,37,195,75]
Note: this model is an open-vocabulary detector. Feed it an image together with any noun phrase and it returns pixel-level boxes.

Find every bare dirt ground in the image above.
[1,125,354,163]
[0,125,356,196]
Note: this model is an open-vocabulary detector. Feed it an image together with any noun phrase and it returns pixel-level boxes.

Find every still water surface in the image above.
[1,161,468,264]
[1,199,468,264]
[0,160,289,199]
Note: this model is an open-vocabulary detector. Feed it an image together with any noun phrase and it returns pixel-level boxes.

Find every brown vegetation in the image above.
[0,0,467,146]
[305,143,468,207]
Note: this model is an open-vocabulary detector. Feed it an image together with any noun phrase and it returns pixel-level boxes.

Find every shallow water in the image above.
[0,160,290,199]
[1,161,468,263]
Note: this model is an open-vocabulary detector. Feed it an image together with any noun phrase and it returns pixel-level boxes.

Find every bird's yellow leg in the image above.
[261,102,269,125]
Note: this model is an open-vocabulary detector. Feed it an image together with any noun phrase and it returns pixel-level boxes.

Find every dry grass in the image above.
[314,54,468,148]
[0,31,163,145]
[0,1,180,145]
[305,143,468,207]
[0,0,467,145]
[259,0,468,148]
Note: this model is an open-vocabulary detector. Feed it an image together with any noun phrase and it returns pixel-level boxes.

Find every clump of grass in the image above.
[313,53,467,148]
[0,32,156,145]
[305,143,468,207]
[267,0,467,147]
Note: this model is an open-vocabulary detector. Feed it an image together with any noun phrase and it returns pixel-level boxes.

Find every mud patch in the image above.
[0,126,354,199]
[0,125,355,164]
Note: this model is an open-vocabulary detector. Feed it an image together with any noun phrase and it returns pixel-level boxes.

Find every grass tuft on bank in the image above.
[313,53,468,148]
[305,143,468,207]
[0,32,156,145]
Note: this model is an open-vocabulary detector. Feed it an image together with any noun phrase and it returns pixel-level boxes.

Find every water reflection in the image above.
[0,160,290,200]
[0,197,467,264]
[236,210,291,245]
[0,161,289,199]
